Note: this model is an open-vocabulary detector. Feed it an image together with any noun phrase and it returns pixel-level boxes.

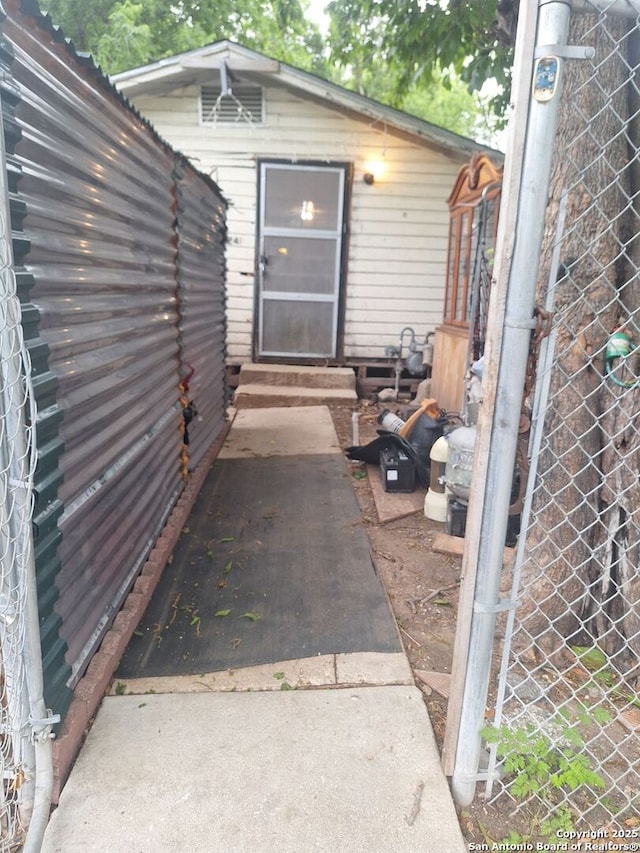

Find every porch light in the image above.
[364,158,385,183]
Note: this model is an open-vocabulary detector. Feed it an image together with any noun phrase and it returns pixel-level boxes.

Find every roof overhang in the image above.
[112,41,503,162]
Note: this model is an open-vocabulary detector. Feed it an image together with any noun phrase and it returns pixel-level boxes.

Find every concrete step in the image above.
[238,363,356,391]
[233,383,357,408]
[233,363,358,408]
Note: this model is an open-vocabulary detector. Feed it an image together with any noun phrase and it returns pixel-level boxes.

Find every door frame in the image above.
[253,158,351,363]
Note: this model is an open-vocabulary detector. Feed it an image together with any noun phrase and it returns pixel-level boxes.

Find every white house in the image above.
[113,41,499,376]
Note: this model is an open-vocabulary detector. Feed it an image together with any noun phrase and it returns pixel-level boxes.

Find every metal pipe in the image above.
[442,0,538,778]
[450,0,572,807]
[484,191,567,798]
[22,593,56,853]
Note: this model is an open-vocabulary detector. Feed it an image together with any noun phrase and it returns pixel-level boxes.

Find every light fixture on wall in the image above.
[363,158,385,185]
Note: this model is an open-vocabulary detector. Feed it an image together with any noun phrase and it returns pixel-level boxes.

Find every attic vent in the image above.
[200,84,264,125]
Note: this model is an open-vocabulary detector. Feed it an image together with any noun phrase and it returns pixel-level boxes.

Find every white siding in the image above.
[131,84,464,362]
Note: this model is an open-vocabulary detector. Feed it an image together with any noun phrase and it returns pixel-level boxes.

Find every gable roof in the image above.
[112,41,503,161]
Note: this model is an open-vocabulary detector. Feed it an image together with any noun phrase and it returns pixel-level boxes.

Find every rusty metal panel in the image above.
[5,2,184,685]
[175,162,229,470]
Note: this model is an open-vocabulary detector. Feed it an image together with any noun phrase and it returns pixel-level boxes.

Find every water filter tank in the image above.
[424,435,449,522]
[444,425,476,503]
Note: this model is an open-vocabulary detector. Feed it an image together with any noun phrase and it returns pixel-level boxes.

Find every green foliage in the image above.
[328,53,486,134]
[40,0,503,139]
[93,1,153,73]
[570,645,638,702]
[400,68,499,143]
[539,805,575,839]
[483,724,553,800]
[326,0,513,123]
[499,830,528,846]
[482,709,608,839]
[41,0,329,75]
[240,611,261,622]
[572,644,608,671]
[42,0,116,50]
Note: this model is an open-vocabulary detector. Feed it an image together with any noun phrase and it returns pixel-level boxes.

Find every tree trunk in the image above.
[514,13,639,681]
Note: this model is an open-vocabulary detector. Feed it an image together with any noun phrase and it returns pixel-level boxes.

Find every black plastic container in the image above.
[380,447,416,493]
[446,496,521,547]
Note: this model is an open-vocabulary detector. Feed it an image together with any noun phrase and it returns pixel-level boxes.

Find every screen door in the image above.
[257,162,345,358]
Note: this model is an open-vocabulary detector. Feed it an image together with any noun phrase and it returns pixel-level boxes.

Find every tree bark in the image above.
[514,13,639,681]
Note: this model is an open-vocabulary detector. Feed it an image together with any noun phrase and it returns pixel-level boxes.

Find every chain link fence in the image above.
[0,245,32,848]
[0,109,53,850]
[483,1,640,838]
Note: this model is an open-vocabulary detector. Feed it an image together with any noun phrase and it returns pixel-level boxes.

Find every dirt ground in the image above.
[329,400,521,847]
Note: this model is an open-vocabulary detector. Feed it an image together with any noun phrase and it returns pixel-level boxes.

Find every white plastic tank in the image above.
[424,435,449,522]
[444,425,476,502]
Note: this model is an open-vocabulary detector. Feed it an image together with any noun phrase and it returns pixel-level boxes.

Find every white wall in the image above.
[130,83,465,363]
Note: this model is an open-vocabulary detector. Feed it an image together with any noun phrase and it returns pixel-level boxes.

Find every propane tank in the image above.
[444,425,477,503]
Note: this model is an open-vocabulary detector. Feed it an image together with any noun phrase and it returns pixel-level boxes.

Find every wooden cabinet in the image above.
[431,154,503,416]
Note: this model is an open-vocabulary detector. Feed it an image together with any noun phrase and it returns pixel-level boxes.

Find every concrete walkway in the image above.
[42,407,466,853]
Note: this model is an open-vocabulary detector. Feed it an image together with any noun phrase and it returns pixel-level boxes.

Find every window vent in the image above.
[200,84,264,125]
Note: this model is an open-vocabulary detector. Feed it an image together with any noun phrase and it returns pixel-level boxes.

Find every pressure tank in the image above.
[444,425,476,503]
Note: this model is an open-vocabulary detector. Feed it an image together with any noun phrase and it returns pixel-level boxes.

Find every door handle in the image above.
[259,254,268,273]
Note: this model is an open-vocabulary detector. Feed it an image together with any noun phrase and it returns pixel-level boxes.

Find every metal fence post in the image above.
[475,0,640,829]
[448,0,574,808]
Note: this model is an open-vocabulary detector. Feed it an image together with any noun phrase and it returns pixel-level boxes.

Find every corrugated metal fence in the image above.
[174,162,228,472]
[0,0,228,812]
